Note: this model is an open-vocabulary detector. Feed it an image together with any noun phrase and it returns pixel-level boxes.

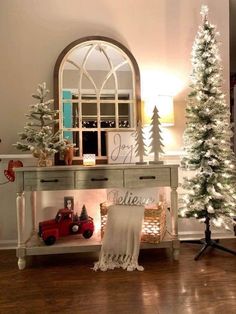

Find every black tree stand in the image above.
[185,216,236,260]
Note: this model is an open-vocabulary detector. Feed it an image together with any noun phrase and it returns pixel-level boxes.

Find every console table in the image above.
[15,164,179,269]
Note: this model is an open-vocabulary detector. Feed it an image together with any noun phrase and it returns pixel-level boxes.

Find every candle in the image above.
[83,154,96,166]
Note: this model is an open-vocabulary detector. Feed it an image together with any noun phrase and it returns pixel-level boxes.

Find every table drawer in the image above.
[75,169,124,189]
[24,171,74,191]
[124,168,170,188]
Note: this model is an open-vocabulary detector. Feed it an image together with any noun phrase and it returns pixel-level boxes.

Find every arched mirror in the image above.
[54,36,141,164]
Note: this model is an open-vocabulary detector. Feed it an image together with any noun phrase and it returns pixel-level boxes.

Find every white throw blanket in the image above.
[93,204,145,271]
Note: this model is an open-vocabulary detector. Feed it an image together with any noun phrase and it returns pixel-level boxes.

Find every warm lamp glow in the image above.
[141,68,185,98]
[157,95,174,126]
[142,95,174,127]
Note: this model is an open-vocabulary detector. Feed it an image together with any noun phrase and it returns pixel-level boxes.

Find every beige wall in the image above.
[0,0,230,245]
[0,0,230,154]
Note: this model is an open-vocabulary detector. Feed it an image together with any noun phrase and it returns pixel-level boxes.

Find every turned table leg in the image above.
[173,240,180,261]
[18,256,26,270]
[170,187,178,238]
[31,191,37,235]
[170,186,180,260]
[16,192,26,270]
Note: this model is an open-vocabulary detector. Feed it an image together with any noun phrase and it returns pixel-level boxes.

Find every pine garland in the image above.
[180,5,236,229]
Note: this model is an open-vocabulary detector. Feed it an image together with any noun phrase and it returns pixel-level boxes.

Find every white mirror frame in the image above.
[54,36,141,164]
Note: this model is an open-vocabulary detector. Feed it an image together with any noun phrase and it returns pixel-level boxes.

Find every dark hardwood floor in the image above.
[0,240,236,314]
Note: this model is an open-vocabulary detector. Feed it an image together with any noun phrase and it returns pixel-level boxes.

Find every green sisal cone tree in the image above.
[180,5,236,230]
[14,82,67,166]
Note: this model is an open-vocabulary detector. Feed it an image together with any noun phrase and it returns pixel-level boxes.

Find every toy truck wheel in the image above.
[70,223,80,234]
[44,235,56,246]
[83,229,93,239]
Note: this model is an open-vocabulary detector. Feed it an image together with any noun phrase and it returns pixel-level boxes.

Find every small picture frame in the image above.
[64,196,74,211]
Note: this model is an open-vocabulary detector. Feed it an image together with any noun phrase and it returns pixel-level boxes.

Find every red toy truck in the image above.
[38,208,94,245]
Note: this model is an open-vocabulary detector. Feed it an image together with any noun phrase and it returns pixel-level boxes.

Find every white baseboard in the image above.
[179,231,235,241]
[0,240,17,250]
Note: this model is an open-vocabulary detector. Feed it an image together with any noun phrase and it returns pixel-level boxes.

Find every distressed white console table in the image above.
[15,164,179,269]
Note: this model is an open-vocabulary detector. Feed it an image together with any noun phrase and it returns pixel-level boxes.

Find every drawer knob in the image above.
[139,176,156,180]
[40,179,59,183]
[91,178,108,182]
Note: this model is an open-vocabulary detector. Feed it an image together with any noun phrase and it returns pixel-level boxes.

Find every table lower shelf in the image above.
[19,232,179,257]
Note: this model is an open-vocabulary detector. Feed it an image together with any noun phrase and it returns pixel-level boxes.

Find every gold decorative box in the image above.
[100,202,166,244]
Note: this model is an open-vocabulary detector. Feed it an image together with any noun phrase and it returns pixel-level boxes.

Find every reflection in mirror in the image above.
[54,36,141,164]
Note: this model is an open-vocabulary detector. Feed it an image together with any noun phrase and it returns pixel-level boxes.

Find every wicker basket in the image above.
[100,202,166,244]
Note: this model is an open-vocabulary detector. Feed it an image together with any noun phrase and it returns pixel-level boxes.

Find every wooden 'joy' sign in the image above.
[107,131,138,164]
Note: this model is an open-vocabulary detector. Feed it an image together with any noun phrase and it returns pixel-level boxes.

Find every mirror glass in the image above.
[54,37,140,163]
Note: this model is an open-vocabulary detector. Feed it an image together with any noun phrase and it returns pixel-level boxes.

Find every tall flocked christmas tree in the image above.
[14,82,67,166]
[181,5,236,259]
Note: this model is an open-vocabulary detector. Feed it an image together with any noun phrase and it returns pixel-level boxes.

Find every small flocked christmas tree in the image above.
[181,6,236,259]
[135,121,147,164]
[14,82,67,166]
[149,106,164,164]
[80,204,89,221]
